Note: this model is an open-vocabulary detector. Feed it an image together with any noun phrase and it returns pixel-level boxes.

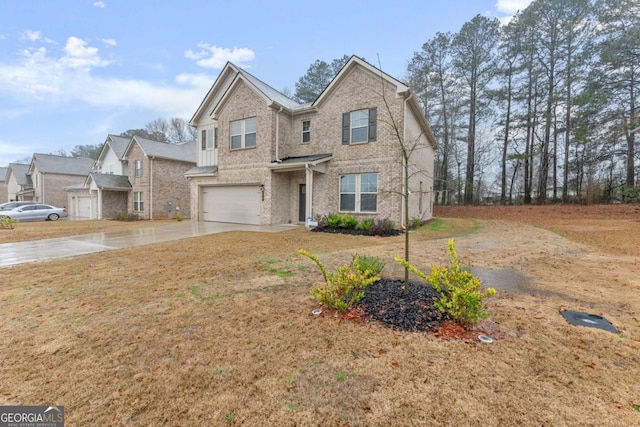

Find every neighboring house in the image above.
[122,136,196,220]
[67,135,131,220]
[0,167,8,202]
[5,163,31,202]
[24,154,94,208]
[186,56,437,226]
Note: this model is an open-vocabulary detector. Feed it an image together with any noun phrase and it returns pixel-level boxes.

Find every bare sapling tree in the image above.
[377,59,435,294]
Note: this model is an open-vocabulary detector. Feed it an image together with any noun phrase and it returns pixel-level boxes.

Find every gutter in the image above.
[149,157,153,220]
[275,105,283,162]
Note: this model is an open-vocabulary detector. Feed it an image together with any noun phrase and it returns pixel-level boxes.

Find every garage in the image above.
[76,196,93,220]
[201,185,261,224]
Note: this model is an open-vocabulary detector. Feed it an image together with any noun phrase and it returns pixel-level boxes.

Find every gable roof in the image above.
[313,56,436,149]
[312,56,409,107]
[191,56,437,149]
[89,172,131,190]
[190,62,304,125]
[30,154,94,176]
[8,163,31,185]
[99,134,131,162]
[123,137,197,163]
[0,167,7,183]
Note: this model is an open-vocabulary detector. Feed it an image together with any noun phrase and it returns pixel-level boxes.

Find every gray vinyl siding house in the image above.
[187,56,437,227]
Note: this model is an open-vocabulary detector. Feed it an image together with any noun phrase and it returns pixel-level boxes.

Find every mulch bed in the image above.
[310,227,402,237]
[338,279,491,341]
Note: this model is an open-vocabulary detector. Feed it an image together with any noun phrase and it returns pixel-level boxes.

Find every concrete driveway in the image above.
[0,221,297,268]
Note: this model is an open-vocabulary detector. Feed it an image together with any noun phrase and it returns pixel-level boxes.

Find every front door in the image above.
[298,184,306,222]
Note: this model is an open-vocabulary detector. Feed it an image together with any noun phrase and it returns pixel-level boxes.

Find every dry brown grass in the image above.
[1,206,639,426]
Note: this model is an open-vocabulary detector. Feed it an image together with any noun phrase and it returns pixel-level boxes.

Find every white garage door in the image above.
[76,196,93,220]
[201,185,261,225]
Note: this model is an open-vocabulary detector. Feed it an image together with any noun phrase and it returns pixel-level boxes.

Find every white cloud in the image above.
[495,0,532,14]
[185,44,255,69]
[0,38,212,120]
[20,30,41,42]
[93,1,106,8]
[495,0,533,24]
[60,36,110,69]
[101,38,117,47]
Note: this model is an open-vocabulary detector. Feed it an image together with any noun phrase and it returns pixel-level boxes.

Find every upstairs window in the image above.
[201,128,217,150]
[230,117,256,150]
[135,160,143,177]
[342,108,377,145]
[339,173,378,213]
[302,120,311,144]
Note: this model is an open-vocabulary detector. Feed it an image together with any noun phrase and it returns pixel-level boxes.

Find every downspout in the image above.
[275,106,283,162]
[41,173,45,204]
[149,158,153,220]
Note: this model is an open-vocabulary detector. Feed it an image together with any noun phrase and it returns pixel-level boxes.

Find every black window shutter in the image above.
[214,127,218,148]
[368,107,377,142]
[342,112,350,145]
[201,129,206,150]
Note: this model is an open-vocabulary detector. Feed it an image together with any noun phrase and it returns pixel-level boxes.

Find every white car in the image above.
[0,204,68,222]
[0,201,34,211]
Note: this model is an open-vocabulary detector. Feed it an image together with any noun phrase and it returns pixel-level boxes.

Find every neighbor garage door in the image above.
[201,185,261,225]
[76,196,93,220]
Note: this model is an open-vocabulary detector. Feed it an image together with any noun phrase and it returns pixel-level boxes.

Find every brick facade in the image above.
[189,57,436,227]
[126,143,195,220]
[34,172,85,208]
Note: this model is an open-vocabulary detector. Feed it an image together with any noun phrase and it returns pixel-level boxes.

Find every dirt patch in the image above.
[1,207,640,425]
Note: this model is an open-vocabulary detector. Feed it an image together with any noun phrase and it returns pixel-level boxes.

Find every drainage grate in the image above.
[560,310,618,333]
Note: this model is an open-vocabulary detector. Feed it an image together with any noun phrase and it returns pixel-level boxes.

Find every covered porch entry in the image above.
[269,154,331,223]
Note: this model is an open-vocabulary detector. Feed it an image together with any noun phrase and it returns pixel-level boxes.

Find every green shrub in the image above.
[409,217,423,230]
[369,218,395,236]
[176,214,183,222]
[298,250,383,311]
[352,253,385,277]
[0,215,18,229]
[114,211,140,221]
[357,218,374,231]
[395,239,496,327]
[341,215,358,229]
[325,213,342,228]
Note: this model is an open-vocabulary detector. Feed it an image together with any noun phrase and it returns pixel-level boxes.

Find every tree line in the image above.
[41,117,196,161]
[406,0,639,204]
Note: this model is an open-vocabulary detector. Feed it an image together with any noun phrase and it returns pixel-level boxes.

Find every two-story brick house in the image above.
[187,56,436,227]
[5,163,31,202]
[123,136,196,220]
[67,134,132,220]
[0,167,8,202]
[23,154,95,208]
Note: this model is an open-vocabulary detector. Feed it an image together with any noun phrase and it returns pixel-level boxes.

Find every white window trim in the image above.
[133,191,144,212]
[339,173,378,213]
[201,127,217,151]
[230,117,256,150]
[350,109,369,144]
[135,160,143,177]
[301,119,311,144]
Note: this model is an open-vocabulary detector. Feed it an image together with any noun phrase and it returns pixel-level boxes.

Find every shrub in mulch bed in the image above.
[310,227,402,237]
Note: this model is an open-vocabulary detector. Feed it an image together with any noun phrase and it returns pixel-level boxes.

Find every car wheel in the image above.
[48,213,59,221]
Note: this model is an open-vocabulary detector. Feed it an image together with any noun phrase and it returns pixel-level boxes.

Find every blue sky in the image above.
[0,0,532,167]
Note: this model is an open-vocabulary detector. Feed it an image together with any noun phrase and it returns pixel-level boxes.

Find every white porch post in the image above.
[305,165,314,221]
[97,188,102,219]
